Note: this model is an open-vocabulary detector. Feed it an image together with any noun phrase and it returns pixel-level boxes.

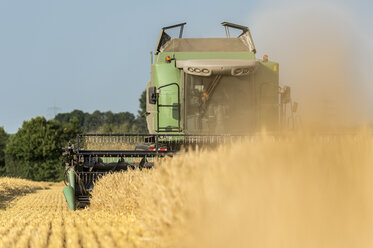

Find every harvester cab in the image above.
[146,22,295,135]
[63,22,296,210]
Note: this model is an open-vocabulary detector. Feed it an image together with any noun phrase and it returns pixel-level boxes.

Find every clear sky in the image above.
[0,0,372,133]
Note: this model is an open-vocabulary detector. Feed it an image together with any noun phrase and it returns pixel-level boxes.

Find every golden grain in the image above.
[1,130,373,247]
[91,130,373,248]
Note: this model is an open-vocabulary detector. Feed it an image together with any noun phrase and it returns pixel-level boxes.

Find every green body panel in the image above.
[63,169,76,211]
[68,168,75,190]
[156,52,256,64]
[63,186,76,211]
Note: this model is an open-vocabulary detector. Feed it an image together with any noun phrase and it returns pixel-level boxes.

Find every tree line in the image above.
[0,90,147,181]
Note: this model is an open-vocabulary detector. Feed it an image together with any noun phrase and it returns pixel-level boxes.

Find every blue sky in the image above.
[0,0,372,132]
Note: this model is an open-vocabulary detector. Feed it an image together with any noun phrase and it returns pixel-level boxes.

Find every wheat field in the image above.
[1,130,373,247]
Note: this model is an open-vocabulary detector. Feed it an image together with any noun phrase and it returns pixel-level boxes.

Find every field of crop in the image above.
[0,177,50,209]
[1,130,373,248]
[0,181,154,247]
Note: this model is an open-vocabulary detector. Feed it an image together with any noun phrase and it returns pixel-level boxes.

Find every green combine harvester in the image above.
[63,22,296,210]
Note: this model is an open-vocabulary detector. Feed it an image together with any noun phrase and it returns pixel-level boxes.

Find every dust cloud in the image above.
[251,2,373,127]
[89,3,373,248]
[91,132,373,248]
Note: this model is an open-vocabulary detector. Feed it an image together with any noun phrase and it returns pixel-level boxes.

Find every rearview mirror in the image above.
[148,86,158,104]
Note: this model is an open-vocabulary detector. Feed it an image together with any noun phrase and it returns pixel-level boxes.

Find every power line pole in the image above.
[48,102,61,119]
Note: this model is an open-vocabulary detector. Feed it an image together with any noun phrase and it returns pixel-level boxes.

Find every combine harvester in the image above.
[63,22,297,210]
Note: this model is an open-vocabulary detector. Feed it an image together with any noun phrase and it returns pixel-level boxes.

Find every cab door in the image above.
[157,83,181,132]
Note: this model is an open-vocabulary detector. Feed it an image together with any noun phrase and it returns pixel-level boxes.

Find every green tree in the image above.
[55,110,136,133]
[54,90,147,133]
[5,117,80,181]
[133,90,148,133]
[0,127,9,176]
[138,90,146,117]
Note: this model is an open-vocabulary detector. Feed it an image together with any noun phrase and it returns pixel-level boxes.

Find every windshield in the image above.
[185,74,257,134]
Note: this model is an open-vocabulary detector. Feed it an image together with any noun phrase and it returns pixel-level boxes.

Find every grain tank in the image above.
[146,22,288,135]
